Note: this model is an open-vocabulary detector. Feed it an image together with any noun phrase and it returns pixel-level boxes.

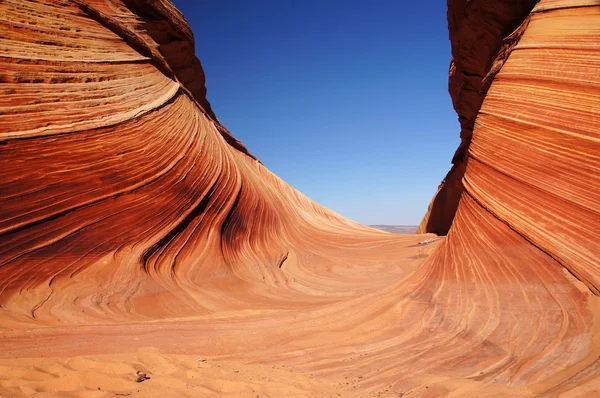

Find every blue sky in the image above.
[172,0,458,225]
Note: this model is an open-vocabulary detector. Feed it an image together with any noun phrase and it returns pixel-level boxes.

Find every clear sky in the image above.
[172,0,459,225]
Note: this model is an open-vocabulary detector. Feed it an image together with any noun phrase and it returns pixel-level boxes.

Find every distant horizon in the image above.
[173,0,458,225]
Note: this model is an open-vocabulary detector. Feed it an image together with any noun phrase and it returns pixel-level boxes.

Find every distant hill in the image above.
[369,225,418,234]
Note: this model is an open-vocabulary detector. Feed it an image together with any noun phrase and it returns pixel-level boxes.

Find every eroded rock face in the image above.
[0,0,598,396]
[422,0,600,294]
[0,0,379,322]
[418,0,539,235]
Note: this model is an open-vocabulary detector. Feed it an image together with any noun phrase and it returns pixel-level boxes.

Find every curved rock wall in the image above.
[418,0,538,235]
[0,0,383,324]
[0,0,599,396]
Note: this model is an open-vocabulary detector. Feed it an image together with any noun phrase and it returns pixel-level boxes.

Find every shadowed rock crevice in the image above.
[418,0,539,235]
[118,0,258,160]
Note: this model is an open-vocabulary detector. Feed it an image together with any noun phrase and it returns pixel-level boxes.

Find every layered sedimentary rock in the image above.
[422,0,600,292]
[418,0,540,235]
[0,0,599,396]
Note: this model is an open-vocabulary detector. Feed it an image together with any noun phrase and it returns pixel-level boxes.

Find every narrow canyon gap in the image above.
[0,0,599,397]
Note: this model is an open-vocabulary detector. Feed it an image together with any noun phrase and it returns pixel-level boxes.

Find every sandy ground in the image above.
[2,348,599,397]
[1,291,599,398]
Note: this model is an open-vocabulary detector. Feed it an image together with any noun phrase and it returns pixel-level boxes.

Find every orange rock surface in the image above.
[0,0,598,397]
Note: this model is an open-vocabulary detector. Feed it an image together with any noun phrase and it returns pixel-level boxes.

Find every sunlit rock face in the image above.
[0,0,387,324]
[0,0,598,396]
[418,0,539,235]
[421,0,600,293]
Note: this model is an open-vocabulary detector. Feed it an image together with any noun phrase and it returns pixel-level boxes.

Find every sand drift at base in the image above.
[0,0,599,397]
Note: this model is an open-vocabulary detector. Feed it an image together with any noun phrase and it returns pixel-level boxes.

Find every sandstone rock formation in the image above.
[0,0,598,396]
[418,0,539,235]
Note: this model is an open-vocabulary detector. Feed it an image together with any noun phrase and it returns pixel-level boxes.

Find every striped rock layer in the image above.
[0,0,599,396]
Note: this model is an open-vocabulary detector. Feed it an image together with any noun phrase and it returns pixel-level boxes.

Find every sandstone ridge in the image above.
[0,1,598,396]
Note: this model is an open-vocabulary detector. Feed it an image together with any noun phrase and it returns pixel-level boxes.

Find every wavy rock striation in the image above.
[0,0,599,396]
[418,0,539,235]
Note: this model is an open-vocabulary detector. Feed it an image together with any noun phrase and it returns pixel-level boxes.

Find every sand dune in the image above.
[0,0,599,396]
